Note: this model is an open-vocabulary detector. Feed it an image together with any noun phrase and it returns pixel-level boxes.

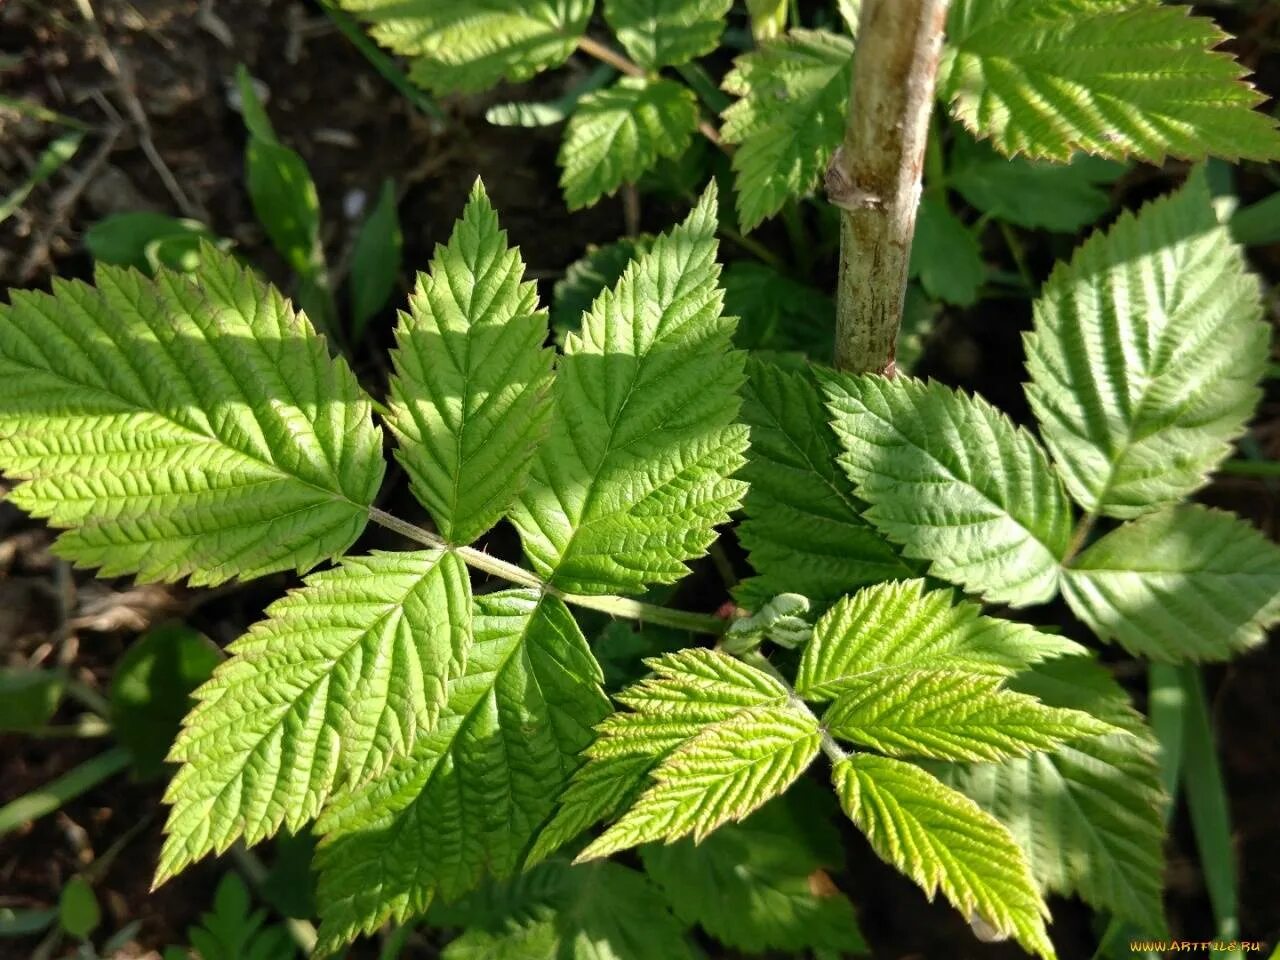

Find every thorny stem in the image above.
[827,0,952,374]
[368,507,730,636]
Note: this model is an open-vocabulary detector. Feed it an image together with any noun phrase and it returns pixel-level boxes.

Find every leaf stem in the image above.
[737,650,849,764]
[368,507,730,635]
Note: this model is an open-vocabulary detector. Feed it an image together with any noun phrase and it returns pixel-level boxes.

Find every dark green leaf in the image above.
[58,877,100,940]
[723,261,834,360]
[908,195,984,306]
[349,179,402,337]
[0,668,65,732]
[84,212,223,275]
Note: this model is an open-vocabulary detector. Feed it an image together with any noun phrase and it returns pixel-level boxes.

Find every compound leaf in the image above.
[312,591,609,955]
[821,372,1074,606]
[157,550,471,884]
[833,754,1053,959]
[721,29,853,231]
[0,250,384,586]
[510,187,747,595]
[941,0,1280,163]
[1063,505,1280,662]
[386,180,554,545]
[1024,171,1267,518]
[604,0,731,69]
[559,77,700,210]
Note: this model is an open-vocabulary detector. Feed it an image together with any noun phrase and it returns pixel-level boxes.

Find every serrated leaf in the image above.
[312,591,608,955]
[604,0,731,69]
[558,77,699,210]
[530,648,796,863]
[157,550,470,884]
[721,29,853,231]
[941,0,1280,164]
[640,787,867,953]
[735,359,913,611]
[939,655,1167,933]
[510,188,747,595]
[185,873,298,960]
[723,262,835,359]
[552,236,654,339]
[822,372,1074,606]
[1063,505,1280,662]
[823,669,1112,761]
[908,196,984,307]
[386,181,554,546]
[833,754,1053,959]
[336,0,591,95]
[1024,171,1267,518]
[0,250,384,586]
[797,579,1085,700]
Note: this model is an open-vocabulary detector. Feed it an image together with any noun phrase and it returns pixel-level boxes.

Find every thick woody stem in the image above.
[827,0,952,375]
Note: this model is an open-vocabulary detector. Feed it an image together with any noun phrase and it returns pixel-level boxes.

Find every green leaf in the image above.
[84,211,224,276]
[58,877,100,941]
[723,262,835,359]
[0,669,65,733]
[721,29,853,231]
[1024,172,1268,518]
[0,130,82,225]
[510,188,748,595]
[1230,190,1280,247]
[908,196,984,306]
[552,236,654,339]
[531,648,799,864]
[312,591,608,954]
[797,579,1084,701]
[735,359,913,610]
[385,181,554,546]
[110,622,221,779]
[157,550,471,884]
[822,372,1074,606]
[349,178,402,337]
[558,77,700,210]
[939,655,1167,933]
[486,65,614,130]
[833,754,1053,959]
[941,0,1280,163]
[185,873,298,960]
[0,250,385,586]
[604,0,730,69]
[1063,505,1280,662]
[336,0,591,94]
[823,669,1111,761]
[640,787,867,953]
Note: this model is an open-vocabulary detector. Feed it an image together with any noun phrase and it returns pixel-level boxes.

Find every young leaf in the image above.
[833,755,1053,959]
[336,0,592,94]
[941,0,1280,164]
[908,196,984,306]
[349,178,402,337]
[510,187,748,595]
[0,250,385,586]
[184,873,298,960]
[1024,172,1267,518]
[604,0,731,69]
[640,787,867,953]
[797,579,1084,701]
[558,77,699,210]
[821,372,1074,606]
[939,656,1167,934]
[1063,505,1280,662]
[157,550,471,884]
[313,591,608,954]
[823,669,1112,762]
[385,181,554,546]
[720,29,853,231]
[735,359,913,611]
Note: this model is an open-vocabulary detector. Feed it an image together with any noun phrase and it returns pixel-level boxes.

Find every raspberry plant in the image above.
[4,1,1280,958]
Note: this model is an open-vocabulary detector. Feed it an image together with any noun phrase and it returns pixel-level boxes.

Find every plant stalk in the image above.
[827,0,952,374]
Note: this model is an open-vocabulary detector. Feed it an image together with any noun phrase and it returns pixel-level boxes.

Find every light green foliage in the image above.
[157,551,471,883]
[84,211,226,276]
[184,873,297,960]
[336,0,591,94]
[941,656,1167,933]
[941,0,1280,163]
[797,579,1084,701]
[1025,172,1267,518]
[0,250,384,586]
[604,0,731,69]
[559,77,700,210]
[722,593,813,653]
[312,591,608,954]
[641,787,867,953]
[1063,505,1280,662]
[833,755,1053,959]
[721,29,853,230]
[736,359,912,610]
[386,181,554,545]
[822,372,1074,606]
[552,235,654,338]
[349,178,402,336]
[723,262,835,358]
[486,65,614,129]
[510,188,748,595]
[908,195,984,306]
[823,669,1111,761]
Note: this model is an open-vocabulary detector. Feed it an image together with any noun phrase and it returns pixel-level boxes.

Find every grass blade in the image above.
[0,746,131,838]
[0,130,83,225]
